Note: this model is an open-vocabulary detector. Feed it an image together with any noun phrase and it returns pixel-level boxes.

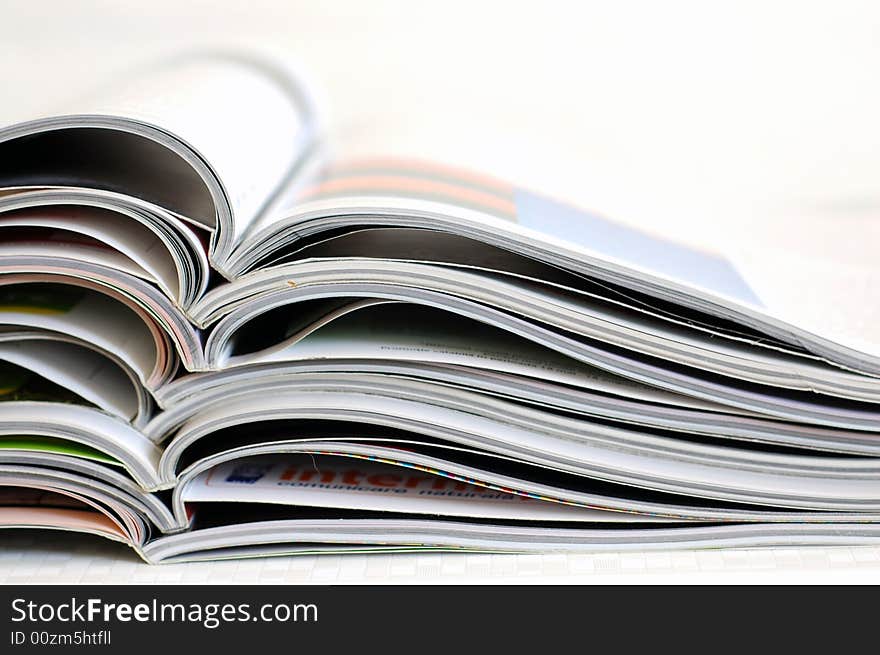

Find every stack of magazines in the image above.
[1,53,879,563]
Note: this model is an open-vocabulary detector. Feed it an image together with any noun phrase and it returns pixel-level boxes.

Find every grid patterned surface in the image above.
[3,532,880,584]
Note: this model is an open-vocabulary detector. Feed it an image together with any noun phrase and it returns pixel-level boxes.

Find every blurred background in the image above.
[1,0,878,265]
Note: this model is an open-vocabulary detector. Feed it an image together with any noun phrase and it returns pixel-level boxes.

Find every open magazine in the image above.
[1,52,879,563]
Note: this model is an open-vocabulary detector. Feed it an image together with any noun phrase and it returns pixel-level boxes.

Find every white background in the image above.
[1,0,879,583]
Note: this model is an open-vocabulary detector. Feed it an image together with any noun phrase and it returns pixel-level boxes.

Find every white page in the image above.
[168,391,880,509]
[0,340,138,421]
[0,238,152,282]
[230,302,724,411]
[96,54,313,242]
[0,402,163,490]
[0,285,157,387]
[0,207,180,300]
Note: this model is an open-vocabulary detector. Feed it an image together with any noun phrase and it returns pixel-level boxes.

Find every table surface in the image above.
[2,0,880,584]
[4,532,880,584]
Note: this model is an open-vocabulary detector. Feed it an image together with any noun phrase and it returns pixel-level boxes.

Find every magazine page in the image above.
[239,157,759,304]
[0,187,212,308]
[207,258,879,402]
[0,484,136,543]
[215,300,727,412]
[0,496,128,542]
[0,401,165,491]
[201,276,880,429]
[0,284,161,388]
[185,456,674,523]
[0,52,320,264]
[0,436,121,467]
[0,206,184,303]
[238,157,880,377]
[0,340,142,422]
[162,391,880,512]
[149,364,880,458]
